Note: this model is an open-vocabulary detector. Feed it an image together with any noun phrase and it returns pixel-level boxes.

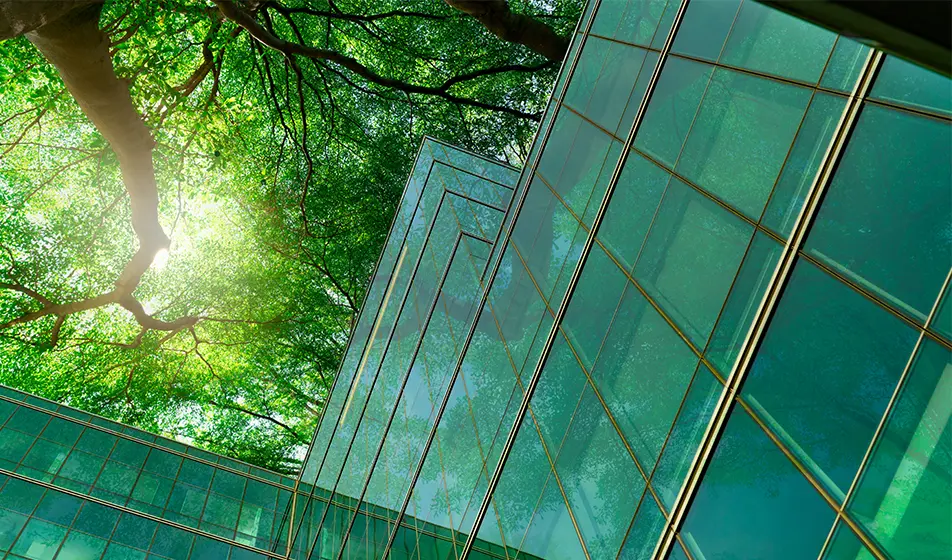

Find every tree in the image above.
[0,0,578,473]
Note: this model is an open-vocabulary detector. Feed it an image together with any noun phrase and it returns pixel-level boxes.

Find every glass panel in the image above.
[675,67,813,220]
[762,93,847,238]
[634,57,713,169]
[820,38,871,92]
[933,282,952,341]
[720,0,836,84]
[592,0,675,47]
[743,260,919,497]
[822,523,877,560]
[617,51,660,140]
[618,492,666,560]
[561,244,628,370]
[530,335,588,455]
[592,286,698,470]
[670,0,741,61]
[806,104,952,320]
[870,55,952,116]
[11,518,67,560]
[706,232,783,374]
[651,363,722,510]
[681,407,836,558]
[848,338,951,558]
[634,178,754,347]
[598,151,670,272]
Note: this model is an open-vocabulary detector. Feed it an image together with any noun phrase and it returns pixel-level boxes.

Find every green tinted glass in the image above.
[849,338,951,558]
[871,55,952,116]
[820,37,870,92]
[671,0,741,61]
[618,492,666,559]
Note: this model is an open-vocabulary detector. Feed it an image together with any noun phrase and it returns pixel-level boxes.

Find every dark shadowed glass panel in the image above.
[870,55,952,116]
[822,523,876,560]
[807,104,952,321]
[720,0,836,84]
[675,67,812,220]
[681,407,835,559]
[634,57,713,169]
[743,260,919,497]
[848,338,951,559]
[634,178,753,347]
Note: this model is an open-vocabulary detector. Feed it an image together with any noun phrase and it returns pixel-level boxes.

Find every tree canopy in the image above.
[0,0,579,473]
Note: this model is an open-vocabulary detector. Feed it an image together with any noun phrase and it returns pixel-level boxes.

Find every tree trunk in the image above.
[445,0,569,61]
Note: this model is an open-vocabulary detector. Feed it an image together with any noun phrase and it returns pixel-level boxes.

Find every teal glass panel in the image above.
[634,178,754,347]
[34,491,81,525]
[75,428,117,457]
[706,232,782,374]
[556,386,644,559]
[806,104,952,320]
[670,0,741,60]
[113,513,157,548]
[5,407,49,436]
[539,117,615,222]
[822,523,876,560]
[0,427,33,469]
[102,543,146,560]
[0,477,44,513]
[151,524,194,559]
[598,151,670,271]
[0,509,27,550]
[57,451,105,486]
[531,335,588,454]
[743,260,919,497]
[110,440,148,468]
[634,57,713,169]
[681,408,835,558]
[933,282,952,341]
[11,518,67,560]
[178,461,214,489]
[564,36,612,114]
[762,93,847,238]
[561,244,628,369]
[849,338,951,558]
[592,286,698,469]
[514,471,585,560]
[651,364,721,510]
[0,399,14,426]
[720,0,836,83]
[57,531,108,560]
[617,50,660,139]
[618,492,666,559]
[21,439,68,476]
[649,1,677,50]
[130,473,173,510]
[667,542,690,560]
[820,38,871,92]
[73,501,119,538]
[592,0,675,47]
[871,55,952,116]
[675,68,813,220]
[568,38,654,134]
[95,461,138,497]
[39,417,83,447]
[211,470,246,500]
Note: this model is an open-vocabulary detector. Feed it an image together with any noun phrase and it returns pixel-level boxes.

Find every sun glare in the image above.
[152,248,170,270]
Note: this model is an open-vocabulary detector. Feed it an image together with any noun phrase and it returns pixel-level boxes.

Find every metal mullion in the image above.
[433,160,518,194]
[0,465,287,558]
[558,101,626,143]
[331,235,468,560]
[0,393,290,492]
[815,265,952,559]
[861,96,952,122]
[300,188,452,556]
[650,49,885,560]
[587,31,665,54]
[459,0,692,556]
[443,188,509,214]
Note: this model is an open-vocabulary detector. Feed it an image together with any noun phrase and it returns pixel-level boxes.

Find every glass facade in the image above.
[2,1,949,559]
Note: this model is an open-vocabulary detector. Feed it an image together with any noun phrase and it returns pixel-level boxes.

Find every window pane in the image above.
[822,523,877,560]
[743,260,919,497]
[870,55,952,116]
[706,232,782,374]
[681,407,835,559]
[634,57,714,169]
[720,0,836,83]
[651,363,721,510]
[820,38,870,92]
[561,244,628,370]
[762,93,847,238]
[933,282,952,341]
[670,0,741,61]
[34,491,81,525]
[531,335,588,453]
[56,531,108,560]
[598,151,670,271]
[556,386,644,559]
[12,518,67,560]
[675,68,812,220]
[848,338,951,558]
[6,407,49,436]
[618,491,666,560]
[593,286,698,470]
[39,418,83,448]
[634,178,754,347]
[592,0,676,47]
[807,104,952,320]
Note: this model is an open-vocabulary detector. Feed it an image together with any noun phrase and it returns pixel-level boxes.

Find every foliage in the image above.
[0,0,579,473]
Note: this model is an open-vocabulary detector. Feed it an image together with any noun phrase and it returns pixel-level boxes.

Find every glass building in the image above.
[1,0,949,559]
